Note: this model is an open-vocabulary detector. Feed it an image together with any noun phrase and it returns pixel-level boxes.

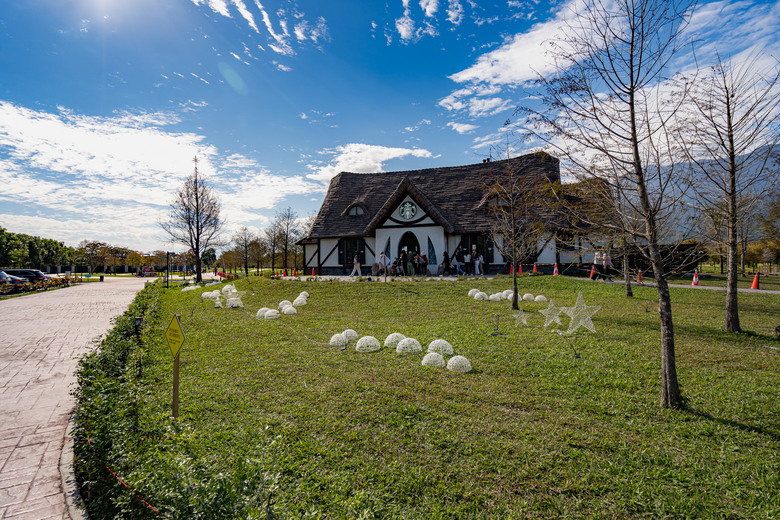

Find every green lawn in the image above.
[88,275,780,518]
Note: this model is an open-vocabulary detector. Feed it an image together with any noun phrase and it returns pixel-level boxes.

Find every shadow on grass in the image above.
[682,406,780,442]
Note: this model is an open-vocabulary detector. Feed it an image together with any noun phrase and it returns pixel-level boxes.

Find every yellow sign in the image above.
[165,314,186,358]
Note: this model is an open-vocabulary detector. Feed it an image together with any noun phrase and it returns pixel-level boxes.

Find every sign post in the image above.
[164,314,186,418]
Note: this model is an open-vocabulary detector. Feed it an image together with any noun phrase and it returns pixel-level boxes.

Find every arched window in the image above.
[347,205,364,216]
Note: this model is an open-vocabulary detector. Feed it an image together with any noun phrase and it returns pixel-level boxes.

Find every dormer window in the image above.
[347,205,364,216]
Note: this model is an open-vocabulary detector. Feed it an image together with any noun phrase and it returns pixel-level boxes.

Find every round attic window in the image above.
[399,201,417,219]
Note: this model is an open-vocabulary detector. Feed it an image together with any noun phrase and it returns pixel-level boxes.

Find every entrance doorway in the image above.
[398,231,420,257]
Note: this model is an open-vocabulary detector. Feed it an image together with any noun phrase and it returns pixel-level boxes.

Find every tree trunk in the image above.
[511,267,519,310]
[195,255,202,283]
[623,253,633,298]
[724,108,741,332]
[655,271,682,408]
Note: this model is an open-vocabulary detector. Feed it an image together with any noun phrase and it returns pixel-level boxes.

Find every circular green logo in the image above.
[399,201,417,219]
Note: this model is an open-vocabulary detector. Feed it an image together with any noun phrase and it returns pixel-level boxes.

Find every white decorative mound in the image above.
[447,355,472,373]
[384,333,406,347]
[256,307,270,317]
[181,286,197,292]
[343,329,358,342]
[202,290,219,299]
[355,336,381,352]
[222,284,236,295]
[523,293,535,301]
[264,309,281,319]
[534,295,548,302]
[299,291,309,298]
[474,292,488,300]
[278,300,292,310]
[421,352,446,367]
[282,306,297,315]
[489,293,502,301]
[468,288,479,297]
[205,281,221,287]
[503,289,514,299]
[427,339,453,356]
[396,338,422,353]
[293,297,307,306]
[329,333,347,347]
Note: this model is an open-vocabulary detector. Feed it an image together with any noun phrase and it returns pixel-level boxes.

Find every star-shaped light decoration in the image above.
[513,309,532,326]
[561,291,601,334]
[538,300,564,328]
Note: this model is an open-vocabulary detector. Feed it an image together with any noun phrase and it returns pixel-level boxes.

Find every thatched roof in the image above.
[306,152,560,239]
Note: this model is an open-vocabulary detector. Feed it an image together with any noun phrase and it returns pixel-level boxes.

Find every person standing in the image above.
[350,253,361,276]
[378,252,388,276]
[603,250,613,280]
[454,247,465,275]
[593,250,603,280]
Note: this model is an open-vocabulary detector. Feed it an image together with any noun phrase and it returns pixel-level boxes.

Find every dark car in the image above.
[0,271,27,285]
[3,269,50,282]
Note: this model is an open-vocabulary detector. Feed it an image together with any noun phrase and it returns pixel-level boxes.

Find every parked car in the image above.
[3,269,50,282]
[0,271,27,285]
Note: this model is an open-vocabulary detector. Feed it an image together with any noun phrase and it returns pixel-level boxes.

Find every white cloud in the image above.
[447,122,479,134]
[231,0,259,32]
[447,0,464,25]
[274,61,292,72]
[306,143,433,182]
[420,0,439,17]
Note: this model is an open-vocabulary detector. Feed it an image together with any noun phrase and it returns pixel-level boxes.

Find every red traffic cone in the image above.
[751,272,760,290]
[553,264,559,276]
[518,264,522,275]
[293,268,297,277]
[533,263,538,273]
[589,264,596,279]
[637,269,643,283]
[312,268,315,276]
[510,264,513,274]
[692,269,699,286]
[283,269,287,277]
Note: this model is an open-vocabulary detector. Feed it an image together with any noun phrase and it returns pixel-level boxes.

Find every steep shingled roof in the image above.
[306,152,560,239]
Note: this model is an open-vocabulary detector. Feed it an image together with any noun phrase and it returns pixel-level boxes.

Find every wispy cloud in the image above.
[305,143,433,182]
[447,122,479,134]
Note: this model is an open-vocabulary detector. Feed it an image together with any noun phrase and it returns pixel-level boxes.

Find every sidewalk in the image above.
[0,277,147,520]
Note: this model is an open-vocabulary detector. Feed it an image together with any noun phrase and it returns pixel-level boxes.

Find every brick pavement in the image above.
[0,277,148,520]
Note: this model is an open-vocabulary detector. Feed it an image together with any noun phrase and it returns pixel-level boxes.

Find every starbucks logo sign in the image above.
[399,201,417,220]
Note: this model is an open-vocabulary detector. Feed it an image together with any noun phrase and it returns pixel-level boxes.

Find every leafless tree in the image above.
[486,157,553,309]
[249,235,268,274]
[521,0,696,408]
[232,226,254,278]
[275,206,300,271]
[160,157,224,283]
[681,54,780,332]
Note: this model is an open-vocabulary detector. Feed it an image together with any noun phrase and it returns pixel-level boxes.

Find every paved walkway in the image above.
[0,277,147,520]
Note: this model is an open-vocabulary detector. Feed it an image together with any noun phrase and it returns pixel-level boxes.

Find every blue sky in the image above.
[0,0,778,252]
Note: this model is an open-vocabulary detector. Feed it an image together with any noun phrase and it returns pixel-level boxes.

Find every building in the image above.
[300,151,579,275]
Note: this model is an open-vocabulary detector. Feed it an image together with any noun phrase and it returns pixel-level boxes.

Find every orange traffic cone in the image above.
[589,265,596,279]
[283,269,287,277]
[312,268,315,276]
[637,269,643,283]
[692,269,699,286]
[553,264,559,276]
[533,263,538,273]
[751,272,760,290]
[518,264,522,275]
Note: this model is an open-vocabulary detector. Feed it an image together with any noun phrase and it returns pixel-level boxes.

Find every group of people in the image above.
[350,251,431,277]
[592,250,615,280]
[438,246,484,276]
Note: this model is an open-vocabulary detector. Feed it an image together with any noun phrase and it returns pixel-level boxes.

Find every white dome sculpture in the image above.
[222,284,236,295]
[202,290,217,299]
[427,339,453,356]
[181,285,197,292]
[534,295,548,303]
[421,352,446,367]
[299,291,309,298]
[329,333,347,347]
[205,281,221,287]
[489,293,502,301]
[282,306,297,315]
[256,307,270,318]
[523,293,535,301]
[278,300,292,310]
[447,355,472,373]
[503,289,514,299]
[264,309,281,319]
[384,333,406,347]
[474,292,488,301]
[293,297,307,306]
[468,288,479,297]
[343,329,358,342]
[355,336,381,352]
[396,338,422,353]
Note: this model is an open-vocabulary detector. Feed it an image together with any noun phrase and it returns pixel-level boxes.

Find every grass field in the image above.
[102,275,779,518]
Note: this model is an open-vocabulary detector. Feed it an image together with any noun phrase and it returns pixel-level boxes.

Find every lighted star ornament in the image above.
[538,300,565,328]
[561,291,601,334]
[513,309,532,326]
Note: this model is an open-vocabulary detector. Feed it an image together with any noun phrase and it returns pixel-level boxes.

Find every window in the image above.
[347,205,364,216]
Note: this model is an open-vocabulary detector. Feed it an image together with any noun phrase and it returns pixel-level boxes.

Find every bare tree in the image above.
[486,156,553,309]
[231,226,254,278]
[160,157,224,283]
[275,207,300,271]
[681,54,780,332]
[521,0,695,408]
[249,235,268,274]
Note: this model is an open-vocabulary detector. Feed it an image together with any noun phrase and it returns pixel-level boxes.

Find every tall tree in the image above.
[231,226,254,277]
[522,0,694,408]
[78,240,109,274]
[160,157,224,283]
[682,54,780,332]
[275,207,300,271]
